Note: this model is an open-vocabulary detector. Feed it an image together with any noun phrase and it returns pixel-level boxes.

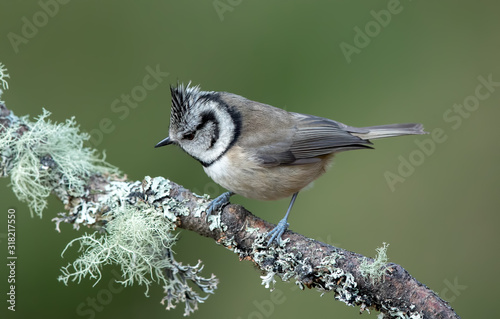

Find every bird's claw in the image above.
[266,218,289,246]
[206,191,233,216]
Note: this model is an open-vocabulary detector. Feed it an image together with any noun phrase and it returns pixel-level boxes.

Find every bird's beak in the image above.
[155,136,173,148]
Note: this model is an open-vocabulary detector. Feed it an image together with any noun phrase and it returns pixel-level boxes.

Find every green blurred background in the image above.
[0,1,498,318]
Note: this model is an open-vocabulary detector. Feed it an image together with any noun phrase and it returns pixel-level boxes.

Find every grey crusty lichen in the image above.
[202,205,362,308]
[206,211,364,309]
[209,214,424,318]
[249,237,360,306]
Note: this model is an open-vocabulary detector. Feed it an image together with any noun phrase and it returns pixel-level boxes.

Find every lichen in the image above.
[252,235,310,291]
[249,234,363,309]
[141,175,196,222]
[161,256,218,316]
[58,202,177,290]
[0,62,9,103]
[192,199,208,218]
[260,271,277,290]
[377,305,423,319]
[0,108,119,217]
[316,253,359,304]
[207,211,223,231]
[360,242,390,284]
[58,200,218,316]
[245,226,260,234]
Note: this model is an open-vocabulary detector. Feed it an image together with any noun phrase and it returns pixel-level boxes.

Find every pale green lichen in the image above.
[59,203,177,290]
[360,242,390,284]
[0,108,119,217]
[59,200,218,316]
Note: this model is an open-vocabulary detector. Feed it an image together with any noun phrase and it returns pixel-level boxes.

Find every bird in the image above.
[155,83,426,245]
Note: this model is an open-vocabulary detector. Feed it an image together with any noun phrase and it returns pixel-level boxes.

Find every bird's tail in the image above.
[349,123,427,140]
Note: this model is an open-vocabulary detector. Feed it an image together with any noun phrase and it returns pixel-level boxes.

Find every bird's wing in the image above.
[252,113,373,167]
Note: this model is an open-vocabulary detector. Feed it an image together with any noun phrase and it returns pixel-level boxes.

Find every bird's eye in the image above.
[183,132,195,140]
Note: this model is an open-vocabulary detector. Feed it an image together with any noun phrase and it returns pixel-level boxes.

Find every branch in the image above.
[0,100,460,318]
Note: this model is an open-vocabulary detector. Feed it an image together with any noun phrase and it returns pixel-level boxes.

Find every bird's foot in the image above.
[206,192,233,216]
[266,218,289,246]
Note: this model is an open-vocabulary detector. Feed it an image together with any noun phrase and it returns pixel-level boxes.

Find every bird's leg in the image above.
[266,192,298,246]
[206,191,234,216]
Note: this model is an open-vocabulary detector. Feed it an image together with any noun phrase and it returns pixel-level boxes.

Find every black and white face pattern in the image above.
[168,84,240,166]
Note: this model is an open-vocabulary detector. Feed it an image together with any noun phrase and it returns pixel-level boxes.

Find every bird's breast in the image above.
[203,146,333,201]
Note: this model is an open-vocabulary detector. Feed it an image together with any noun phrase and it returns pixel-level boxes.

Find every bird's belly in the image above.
[203,149,333,201]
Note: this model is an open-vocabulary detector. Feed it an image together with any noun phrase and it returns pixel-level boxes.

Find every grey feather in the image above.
[288,114,373,160]
[245,112,373,167]
[249,114,425,167]
[347,123,425,139]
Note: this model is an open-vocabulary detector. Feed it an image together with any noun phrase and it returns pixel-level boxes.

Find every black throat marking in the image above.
[196,93,242,167]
